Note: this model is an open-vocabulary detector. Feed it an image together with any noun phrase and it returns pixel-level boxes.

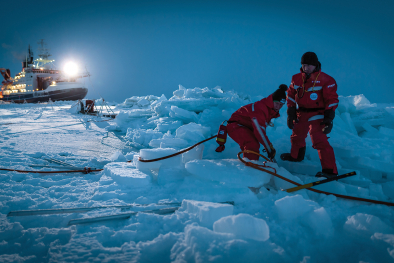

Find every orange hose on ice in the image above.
[238,150,394,207]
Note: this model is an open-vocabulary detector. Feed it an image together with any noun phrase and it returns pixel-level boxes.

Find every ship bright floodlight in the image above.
[64,62,78,76]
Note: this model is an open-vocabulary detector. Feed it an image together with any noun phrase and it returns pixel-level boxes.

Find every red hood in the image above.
[262,94,280,118]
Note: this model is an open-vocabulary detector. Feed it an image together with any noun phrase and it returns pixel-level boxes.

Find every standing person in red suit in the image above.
[280,52,339,178]
[227,85,288,161]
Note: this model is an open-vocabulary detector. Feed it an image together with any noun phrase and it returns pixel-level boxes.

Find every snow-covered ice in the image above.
[213,213,270,241]
[104,163,151,189]
[177,200,234,228]
[1,86,394,262]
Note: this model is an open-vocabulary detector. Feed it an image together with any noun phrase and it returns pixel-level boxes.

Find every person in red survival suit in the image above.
[280,52,339,178]
[227,84,288,160]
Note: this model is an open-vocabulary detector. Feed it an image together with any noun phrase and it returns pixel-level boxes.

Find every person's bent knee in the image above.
[243,152,259,160]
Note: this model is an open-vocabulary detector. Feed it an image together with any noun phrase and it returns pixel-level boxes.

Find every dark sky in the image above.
[1,0,393,103]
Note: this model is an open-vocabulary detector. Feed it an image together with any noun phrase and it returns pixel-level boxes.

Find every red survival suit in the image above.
[227,95,279,160]
[287,68,339,173]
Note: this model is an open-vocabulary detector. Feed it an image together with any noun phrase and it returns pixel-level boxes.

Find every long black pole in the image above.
[285,171,357,193]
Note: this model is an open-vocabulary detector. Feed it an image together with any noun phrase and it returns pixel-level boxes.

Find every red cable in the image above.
[238,150,394,207]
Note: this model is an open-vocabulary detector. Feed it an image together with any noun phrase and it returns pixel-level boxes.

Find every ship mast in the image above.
[34,39,55,69]
[22,45,34,70]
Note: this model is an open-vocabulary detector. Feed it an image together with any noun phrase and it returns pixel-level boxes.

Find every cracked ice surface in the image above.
[1,87,394,262]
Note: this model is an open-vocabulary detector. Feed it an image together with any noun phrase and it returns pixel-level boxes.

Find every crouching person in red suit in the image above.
[280,52,339,179]
[227,85,287,160]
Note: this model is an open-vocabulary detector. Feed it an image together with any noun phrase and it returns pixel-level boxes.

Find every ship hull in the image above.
[0,87,88,103]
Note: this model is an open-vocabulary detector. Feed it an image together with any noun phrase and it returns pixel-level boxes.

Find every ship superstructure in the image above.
[0,40,88,103]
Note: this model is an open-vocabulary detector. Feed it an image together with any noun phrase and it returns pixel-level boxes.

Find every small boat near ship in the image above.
[0,40,88,103]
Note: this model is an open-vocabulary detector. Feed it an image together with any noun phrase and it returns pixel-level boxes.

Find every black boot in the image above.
[280,147,306,162]
[315,169,337,179]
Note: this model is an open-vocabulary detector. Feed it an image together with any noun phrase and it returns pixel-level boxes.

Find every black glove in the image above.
[287,106,297,130]
[267,144,276,160]
[321,109,335,134]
